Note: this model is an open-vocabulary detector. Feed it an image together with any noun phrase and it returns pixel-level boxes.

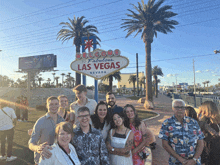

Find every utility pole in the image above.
[175,74,178,93]
[136,53,139,96]
[193,59,196,107]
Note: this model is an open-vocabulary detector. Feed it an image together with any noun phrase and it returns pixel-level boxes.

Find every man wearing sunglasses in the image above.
[159,99,204,165]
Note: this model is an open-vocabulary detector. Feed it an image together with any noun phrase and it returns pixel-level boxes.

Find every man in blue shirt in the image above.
[159,99,204,165]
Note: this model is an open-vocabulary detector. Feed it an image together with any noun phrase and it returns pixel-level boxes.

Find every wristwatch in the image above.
[111,148,114,152]
[193,157,198,163]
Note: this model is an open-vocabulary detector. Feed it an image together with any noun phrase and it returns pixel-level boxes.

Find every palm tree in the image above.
[61,73,65,87]
[121,0,178,108]
[37,77,43,88]
[47,78,51,86]
[152,65,163,97]
[202,81,206,88]
[206,81,210,87]
[101,71,121,92]
[128,75,137,96]
[52,72,56,85]
[139,76,145,96]
[55,76,60,88]
[57,16,101,86]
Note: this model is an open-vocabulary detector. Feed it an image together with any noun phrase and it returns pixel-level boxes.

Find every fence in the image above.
[171,93,220,108]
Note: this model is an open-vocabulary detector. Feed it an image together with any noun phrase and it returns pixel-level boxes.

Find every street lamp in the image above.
[214,50,220,54]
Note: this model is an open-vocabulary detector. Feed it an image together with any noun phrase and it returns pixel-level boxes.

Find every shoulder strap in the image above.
[125,130,132,141]
[1,108,13,121]
[58,143,75,165]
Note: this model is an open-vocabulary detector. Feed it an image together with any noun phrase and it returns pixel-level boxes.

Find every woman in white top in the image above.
[39,122,81,165]
[91,101,111,141]
[106,112,134,165]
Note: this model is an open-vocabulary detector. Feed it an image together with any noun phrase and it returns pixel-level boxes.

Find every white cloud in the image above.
[205,69,211,72]
[196,70,202,73]
[167,74,173,77]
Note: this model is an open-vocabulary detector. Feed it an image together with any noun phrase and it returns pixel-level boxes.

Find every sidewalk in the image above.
[116,93,173,165]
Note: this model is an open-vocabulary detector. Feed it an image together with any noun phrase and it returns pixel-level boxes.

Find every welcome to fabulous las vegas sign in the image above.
[70,49,129,80]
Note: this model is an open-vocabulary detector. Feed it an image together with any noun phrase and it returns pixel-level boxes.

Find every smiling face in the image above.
[77,111,90,128]
[172,101,186,119]
[106,94,116,107]
[113,113,124,127]
[97,104,107,120]
[57,128,71,147]
[59,97,68,109]
[47,99,59,114]
[76,91,87,102]
[125,107,135,119]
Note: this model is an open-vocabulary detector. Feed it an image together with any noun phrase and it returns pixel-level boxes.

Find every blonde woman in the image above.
[198,101,220,165]
[39,122,80,165]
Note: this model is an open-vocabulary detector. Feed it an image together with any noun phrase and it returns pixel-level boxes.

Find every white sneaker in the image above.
[6,156,17,161]
[0,155,6,160]
[18,119,22,122]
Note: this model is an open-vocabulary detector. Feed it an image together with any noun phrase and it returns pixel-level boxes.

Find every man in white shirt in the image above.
[0,101,17,162]
[70,84,97,126]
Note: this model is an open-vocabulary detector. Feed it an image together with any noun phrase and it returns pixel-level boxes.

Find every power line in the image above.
[0,0,124,32]
[1,0,218,42]
[0,0,86,24]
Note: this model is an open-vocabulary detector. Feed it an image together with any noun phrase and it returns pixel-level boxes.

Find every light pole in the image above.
[214,50,220,54]
[0,50,2,88]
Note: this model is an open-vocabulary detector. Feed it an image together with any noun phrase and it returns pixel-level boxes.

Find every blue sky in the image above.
[0,0,220,87]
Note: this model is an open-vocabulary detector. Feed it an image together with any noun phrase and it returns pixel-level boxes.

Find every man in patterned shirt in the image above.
[159,99,204,165]
[72,106,110,165]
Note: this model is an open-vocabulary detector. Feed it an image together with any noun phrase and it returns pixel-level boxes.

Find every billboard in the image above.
[19,54,57,70]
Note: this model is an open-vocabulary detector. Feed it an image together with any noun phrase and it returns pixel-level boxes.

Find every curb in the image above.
[142,110,160,122]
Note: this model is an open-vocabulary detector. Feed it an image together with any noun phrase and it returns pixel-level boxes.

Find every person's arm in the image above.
[162,140,188,164]
[11,108,17,126]
[28,119,52,159]
[38,148,54,165]
[201,121,219,137]
[107,130,134,156]
[132,122,155,154]
[99,135,110,165]
[185,139,204,165]
[106,130,129,156]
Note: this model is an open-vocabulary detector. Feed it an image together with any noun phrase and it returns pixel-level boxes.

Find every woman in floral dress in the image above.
[124,104,155,165]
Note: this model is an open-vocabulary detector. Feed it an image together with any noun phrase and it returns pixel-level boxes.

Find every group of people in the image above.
[15,95,29,122]
[1,84,220,165]
[159,99,220,165]
[28,84,155,165]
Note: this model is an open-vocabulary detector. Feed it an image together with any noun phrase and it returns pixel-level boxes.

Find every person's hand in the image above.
[40,145,53,160]
[131,148,138,155]
[185,159,196,165]
[28,129,33,135]
[36,142,48,154]
[124,153,130,157]
[178,157,188,164]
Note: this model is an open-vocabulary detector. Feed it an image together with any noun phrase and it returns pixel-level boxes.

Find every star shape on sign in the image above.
[84,39,93,52]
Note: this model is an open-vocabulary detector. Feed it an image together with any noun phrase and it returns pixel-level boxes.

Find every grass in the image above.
[0,110,45,165]
[127,96,142,100]
[136,109,157,120]
[0,108,157,165]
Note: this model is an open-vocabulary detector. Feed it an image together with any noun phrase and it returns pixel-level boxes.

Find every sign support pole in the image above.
[81,36,98,102]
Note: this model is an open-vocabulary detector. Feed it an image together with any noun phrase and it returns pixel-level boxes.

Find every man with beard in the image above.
[159,99,204,165]
[106,92,123,128]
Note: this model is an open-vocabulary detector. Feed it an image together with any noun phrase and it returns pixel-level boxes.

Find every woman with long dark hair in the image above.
[91,101,111,141]
[124,104,155,165]
[106,112,134,165]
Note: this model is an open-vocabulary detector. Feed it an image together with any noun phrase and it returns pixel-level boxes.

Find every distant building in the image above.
[101,71,145,92]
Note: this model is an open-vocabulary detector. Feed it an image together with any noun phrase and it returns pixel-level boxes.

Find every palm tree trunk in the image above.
[75,45,81,86]
[133,82,135,96]
[145,41,153,102]
[155,76,158,98]
[109,76,113,92]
